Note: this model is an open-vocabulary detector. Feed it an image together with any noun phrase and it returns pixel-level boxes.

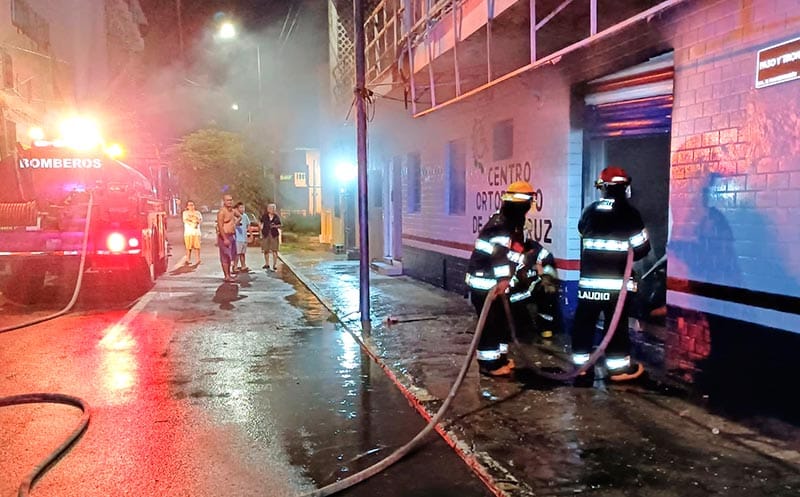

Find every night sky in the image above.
[138,0,318,68]
[134,0,328,148]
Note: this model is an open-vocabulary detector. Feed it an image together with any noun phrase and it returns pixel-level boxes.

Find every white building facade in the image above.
[327,0,800,401]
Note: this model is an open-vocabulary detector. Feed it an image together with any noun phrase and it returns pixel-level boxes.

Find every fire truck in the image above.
[0,140,169,304]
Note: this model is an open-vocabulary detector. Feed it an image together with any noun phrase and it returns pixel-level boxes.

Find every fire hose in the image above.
[297,281,497,496]
[502,248,635,381]
[1,197,94,495]
[0,228,632,496]
[300,249,634,496]
[0,193,94,334]
[0,394,90,497]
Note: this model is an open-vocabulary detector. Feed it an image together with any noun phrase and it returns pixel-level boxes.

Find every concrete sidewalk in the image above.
[280,246,800,497]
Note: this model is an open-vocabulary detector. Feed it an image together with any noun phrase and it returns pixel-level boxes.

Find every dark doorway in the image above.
[585,134,670,323]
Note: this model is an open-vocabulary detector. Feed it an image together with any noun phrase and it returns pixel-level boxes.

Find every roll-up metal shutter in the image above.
[584,52,674,138]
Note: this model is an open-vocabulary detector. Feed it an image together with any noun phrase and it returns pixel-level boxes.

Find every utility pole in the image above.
[176,0,185,65]
[256,44,263,110]
[353,0,370,333]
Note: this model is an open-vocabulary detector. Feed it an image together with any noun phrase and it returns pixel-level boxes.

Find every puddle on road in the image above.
[173,272,491,497]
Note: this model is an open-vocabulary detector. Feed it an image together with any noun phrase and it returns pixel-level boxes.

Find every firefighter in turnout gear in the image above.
[524,218,561,339]
[466,181,556,376]
[571,167,650,382]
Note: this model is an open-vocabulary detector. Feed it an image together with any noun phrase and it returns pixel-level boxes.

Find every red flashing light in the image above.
[107,233,126,253]
[128,237,140,248]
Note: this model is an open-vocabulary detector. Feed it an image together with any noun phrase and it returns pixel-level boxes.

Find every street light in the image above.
[335,161,358,184]
[231,103,239,111]
[218,21,236,40]
[215,21,263,110]
[334,160,358,258]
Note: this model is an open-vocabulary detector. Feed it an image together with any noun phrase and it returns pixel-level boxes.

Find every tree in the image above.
[170,128,273,211]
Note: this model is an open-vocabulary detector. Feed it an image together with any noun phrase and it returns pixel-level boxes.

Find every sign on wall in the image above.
[756,36,800,89]
[470,160,553,244]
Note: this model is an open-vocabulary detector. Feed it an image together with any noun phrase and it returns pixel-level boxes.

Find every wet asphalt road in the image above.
[0,241,491,496]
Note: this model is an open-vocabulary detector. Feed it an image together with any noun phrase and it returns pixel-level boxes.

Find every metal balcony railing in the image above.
[365,0,455,84]
[364,0,686,116]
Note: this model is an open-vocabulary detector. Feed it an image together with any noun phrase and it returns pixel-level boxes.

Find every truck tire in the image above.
[4,262,46,305]
[129,259,154,297]
[154,233,168,276]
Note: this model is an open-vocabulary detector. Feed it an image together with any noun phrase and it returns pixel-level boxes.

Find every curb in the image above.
[279,254,534,497]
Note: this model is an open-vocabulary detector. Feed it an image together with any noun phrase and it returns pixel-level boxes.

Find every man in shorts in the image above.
[182,200,203,265]
[233,202,250,273]
[216,194,239,282]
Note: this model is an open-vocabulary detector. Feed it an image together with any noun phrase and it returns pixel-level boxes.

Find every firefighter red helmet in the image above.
[501,181,536,202]
[595,166,631,189]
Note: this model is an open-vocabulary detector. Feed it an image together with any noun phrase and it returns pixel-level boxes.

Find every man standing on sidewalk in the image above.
[182,200,202,265]
[217,194,239,283]
[465,181,543,377]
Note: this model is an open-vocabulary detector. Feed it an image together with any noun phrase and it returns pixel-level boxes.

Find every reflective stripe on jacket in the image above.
[577,197,650,292]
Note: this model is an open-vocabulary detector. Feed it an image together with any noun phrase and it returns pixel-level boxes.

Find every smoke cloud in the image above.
[136,0,328,154]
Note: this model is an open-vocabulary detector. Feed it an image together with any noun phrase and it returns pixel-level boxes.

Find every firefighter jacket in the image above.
[466,213,555,303]
[577,197,650,297]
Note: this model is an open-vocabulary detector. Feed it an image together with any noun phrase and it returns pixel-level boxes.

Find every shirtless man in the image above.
[216,194,240,282]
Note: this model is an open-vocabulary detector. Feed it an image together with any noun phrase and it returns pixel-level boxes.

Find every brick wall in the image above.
[664,0,800,382]
[668,0,800,296]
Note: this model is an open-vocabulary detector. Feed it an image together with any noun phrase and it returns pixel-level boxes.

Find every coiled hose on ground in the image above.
[0,197,94,495]
[0,393,90,497]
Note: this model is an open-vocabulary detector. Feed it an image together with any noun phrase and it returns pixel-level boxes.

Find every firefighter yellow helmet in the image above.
[501,181,536,202]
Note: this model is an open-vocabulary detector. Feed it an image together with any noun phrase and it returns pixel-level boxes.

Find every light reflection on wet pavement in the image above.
[0,243,491,497]
[281,249,800,497]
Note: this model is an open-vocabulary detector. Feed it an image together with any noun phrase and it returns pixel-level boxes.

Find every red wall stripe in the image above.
[402,234,581,270]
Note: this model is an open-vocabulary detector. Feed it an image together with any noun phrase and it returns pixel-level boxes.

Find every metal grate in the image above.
[329,0,355,108]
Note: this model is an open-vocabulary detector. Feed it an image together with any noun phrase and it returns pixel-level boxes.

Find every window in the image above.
[446,139,466,215]
[493,119,513,161]
[294,172,307,187]
[11,0,51,51]
[0,51,13,90]
[2,120,16,159]
[406,152,421,213]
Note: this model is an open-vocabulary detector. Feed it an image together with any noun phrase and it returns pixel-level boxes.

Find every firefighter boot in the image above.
[571,353,594,387]
[480,358,516,377]
[607,356,645,382]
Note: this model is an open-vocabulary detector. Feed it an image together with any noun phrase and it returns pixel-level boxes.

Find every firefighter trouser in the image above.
[571,291,631,360]
[532,287,561,337]
[471,290,531,371]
